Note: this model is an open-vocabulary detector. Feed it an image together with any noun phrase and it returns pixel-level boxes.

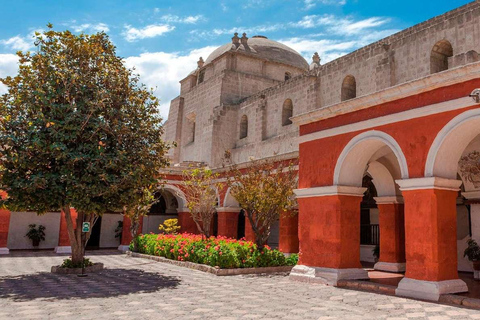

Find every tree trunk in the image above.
[130,217,140,252]
[63,207,98,265]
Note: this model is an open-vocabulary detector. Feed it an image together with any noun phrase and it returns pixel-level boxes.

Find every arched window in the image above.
[285,72,291,81]
[239,115,248,139]
[282,99,293,126]
[430,40,453,74]
[341,75,356,101]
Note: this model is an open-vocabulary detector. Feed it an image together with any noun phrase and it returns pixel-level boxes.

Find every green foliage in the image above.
[114,220,123,240]
[25,224,46,242]
[0,25,170,263]
[464,238,480,261]
[159,218,181,235]
[61,257,94,269]
[132,233,298,269]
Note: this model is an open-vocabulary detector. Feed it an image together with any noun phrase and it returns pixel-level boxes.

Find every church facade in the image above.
[1,0,480,302]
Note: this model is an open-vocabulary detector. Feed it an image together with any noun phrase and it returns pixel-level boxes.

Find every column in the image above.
[462,190,480,279]
[177,209,199,234]
[279,211,299,254]
[395,178,468,301]
[0,209,11,254]
[289,186,369,285]
[216,207,240,239]
[118,215,144,252]
[55,208,78,253]
[373,196,406,272]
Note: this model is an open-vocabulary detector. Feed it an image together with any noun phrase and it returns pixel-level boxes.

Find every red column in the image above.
[120,215,144,246]
[55,208,78,253]
[290,186,369,285]
[279,211,299,254]
[374,197,405,272]
[0,209,11,254]
[216,207,240,239]
[178,211,199,234]
[395,178,467,300]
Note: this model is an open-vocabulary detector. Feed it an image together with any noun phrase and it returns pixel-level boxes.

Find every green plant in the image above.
[61,258,94,269]
[114,220,123,241]
[25,224,46,247]
[159,218,181,234]
[464,239,480,261]
[132,233,298,269]
[373,244,380,261]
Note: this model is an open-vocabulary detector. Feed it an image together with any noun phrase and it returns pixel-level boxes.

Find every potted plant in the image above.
[372,244,380,263]
[464,238,480,271]
[114,220,123,243]
[25,224,46,248]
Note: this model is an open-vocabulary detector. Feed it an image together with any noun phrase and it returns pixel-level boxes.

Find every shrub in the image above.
[61,258,94,269]
[131,233,298,269]
[159,218,181,235]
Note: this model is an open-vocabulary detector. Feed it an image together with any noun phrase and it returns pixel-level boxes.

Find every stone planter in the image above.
[51,263,104,274]
[127,251,293,276]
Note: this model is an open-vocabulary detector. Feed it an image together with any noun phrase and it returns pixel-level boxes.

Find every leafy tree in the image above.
[182,167,221,238]
[159,218,181,234]
[0,25,170,264]
[223,151,297,248]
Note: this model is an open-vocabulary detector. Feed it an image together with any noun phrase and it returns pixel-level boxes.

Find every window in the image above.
[282,99,293,126]
[430,40,453,74]
[284,72,291,81]
[186,113,196,144]
[197,69,205,84]
[240,115,248,139]
[341,75,356,101]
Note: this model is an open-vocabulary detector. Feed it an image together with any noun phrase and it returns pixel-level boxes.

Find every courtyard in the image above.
[0,250,479,320]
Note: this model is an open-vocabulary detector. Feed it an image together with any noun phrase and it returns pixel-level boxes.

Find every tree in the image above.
[182,167,221,238]
[224,151,297,248]
[0,25,170,264]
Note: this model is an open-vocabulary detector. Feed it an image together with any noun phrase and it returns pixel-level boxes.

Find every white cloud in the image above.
[124,46,217,119]
[0,35,32,51]
[161,14,206,24]
[304,0,347,10]
[0,54,19,93]
[292,15,390,35]
[123,24,175,42]
[70,23,110,33]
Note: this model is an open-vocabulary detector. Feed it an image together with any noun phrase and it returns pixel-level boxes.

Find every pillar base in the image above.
[54,246,72,254]
[0,247,9,254]
[374,262,406,273]
[118,245,130,253]
[395,277,468,301]
[289,265,369,286]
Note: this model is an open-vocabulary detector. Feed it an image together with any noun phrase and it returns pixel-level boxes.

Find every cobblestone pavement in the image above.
[1,251,480,320]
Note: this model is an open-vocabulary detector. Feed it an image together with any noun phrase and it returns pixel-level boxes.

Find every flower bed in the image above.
[131,233,298,269]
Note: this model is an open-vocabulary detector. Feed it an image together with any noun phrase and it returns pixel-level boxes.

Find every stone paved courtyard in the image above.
[1,250,480,319]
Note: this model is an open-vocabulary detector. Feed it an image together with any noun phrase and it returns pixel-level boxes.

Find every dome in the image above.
[204,35,309,70]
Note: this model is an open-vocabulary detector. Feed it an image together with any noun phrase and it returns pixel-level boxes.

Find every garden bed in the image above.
[51,263,104,274]
[129,233,297,275]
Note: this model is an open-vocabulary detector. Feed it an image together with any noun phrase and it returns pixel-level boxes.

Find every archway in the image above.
[430,40,453,74]
[335,130,408,272]
[341,75,357,101]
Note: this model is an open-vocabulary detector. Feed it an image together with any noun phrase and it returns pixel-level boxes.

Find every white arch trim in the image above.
[161,184,186,209]
[334,130,409,186]
[367,161,398,197]
[223,187,240,207]
[425,108,480,179]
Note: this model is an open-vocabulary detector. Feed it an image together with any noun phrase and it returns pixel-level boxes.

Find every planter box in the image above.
[127,251,293,276]
[51,263,104,274]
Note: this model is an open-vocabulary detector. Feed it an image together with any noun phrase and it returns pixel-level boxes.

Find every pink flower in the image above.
[219,252,223,255]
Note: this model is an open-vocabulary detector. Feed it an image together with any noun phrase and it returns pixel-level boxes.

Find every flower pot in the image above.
[32,239,40,248]
[473,261,480,271]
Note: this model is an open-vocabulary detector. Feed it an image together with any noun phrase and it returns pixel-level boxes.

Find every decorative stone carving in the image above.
[459,151,480,188]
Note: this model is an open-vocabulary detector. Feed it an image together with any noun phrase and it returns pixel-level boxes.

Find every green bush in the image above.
[131,233,299,269]
[61,258,94,269]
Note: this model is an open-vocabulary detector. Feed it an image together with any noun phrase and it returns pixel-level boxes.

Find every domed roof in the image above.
[204,35,309,70]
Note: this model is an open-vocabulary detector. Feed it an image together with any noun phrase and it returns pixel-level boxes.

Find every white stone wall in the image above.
[142,215,178,234]
[99,214,122,248]
[7,212,61,250]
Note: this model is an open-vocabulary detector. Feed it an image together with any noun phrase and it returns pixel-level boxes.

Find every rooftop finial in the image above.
[312,52,321,65]
[197,57,204,68]
[232,32,240,48]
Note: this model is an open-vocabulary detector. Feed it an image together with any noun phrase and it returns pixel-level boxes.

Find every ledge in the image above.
[127,251,293,276]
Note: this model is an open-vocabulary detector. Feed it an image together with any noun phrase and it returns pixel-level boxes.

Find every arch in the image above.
[223,187,240,207]
[425,109,480,179]
[430,40,453,74]
[160,184,187,209]
[367,161,398,197]
[240,115,248,139]
[282,99,293,126]
[341,75,356,101]
[334,130,409,187]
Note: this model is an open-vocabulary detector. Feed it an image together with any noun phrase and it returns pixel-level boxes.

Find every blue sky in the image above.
[0,0,473,118]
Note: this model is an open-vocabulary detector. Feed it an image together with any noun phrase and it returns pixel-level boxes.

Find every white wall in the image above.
[267,220,280,249]
[7,212,61,249]
[143,215,178,234]
[99,213,122,248]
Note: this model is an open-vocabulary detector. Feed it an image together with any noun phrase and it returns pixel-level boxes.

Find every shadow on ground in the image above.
[0,267,181,301]
[4,249,123,258]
